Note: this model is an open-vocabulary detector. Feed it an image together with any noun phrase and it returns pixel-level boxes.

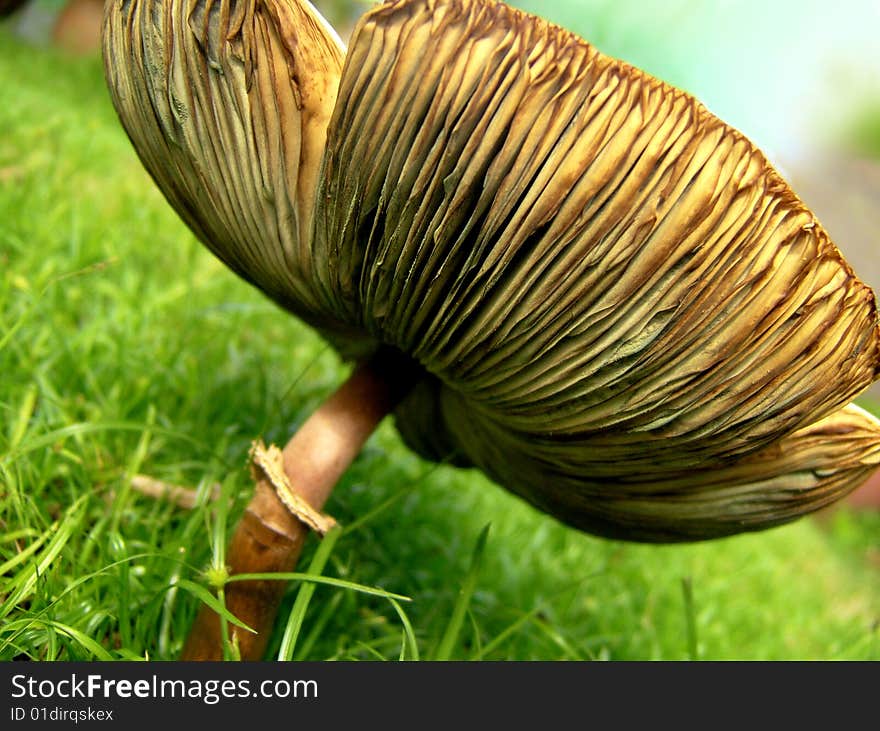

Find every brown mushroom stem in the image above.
[181,348,419,661]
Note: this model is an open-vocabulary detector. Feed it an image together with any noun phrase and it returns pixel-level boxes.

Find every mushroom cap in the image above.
[103,0,880,542]
[102,0,346,330]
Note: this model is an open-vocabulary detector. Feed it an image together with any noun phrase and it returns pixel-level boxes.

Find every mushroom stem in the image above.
[181,347,418,661]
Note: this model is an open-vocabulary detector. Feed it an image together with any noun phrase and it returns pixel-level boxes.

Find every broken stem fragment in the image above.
[181,348,419,661]
[130,474,220,509]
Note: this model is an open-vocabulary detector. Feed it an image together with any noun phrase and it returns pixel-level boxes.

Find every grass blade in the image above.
[175,579,256,634]
[227,571,410,603]
[389,597,419,661]
[0,496,87,620]
[291,592,343,661]
[681,576,699,661]
[276,527,343,660]
[433,523,490,661]
[44,621,115,661]
[471,606,543,660]
[0,529,51,577]
[8,382,38,450]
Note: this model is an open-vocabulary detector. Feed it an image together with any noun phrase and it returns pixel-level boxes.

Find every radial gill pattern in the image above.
[104,0,880,541]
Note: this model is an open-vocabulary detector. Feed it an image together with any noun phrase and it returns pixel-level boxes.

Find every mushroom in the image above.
[102,0,880,659]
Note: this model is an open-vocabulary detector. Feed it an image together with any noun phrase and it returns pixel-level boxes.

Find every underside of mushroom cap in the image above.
[446,400,880,541]
[103,0,880,542]
[314,0,880,538]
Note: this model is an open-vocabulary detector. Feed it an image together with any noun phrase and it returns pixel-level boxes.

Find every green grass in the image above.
[843,99,880,160]
[2,34,880,662]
